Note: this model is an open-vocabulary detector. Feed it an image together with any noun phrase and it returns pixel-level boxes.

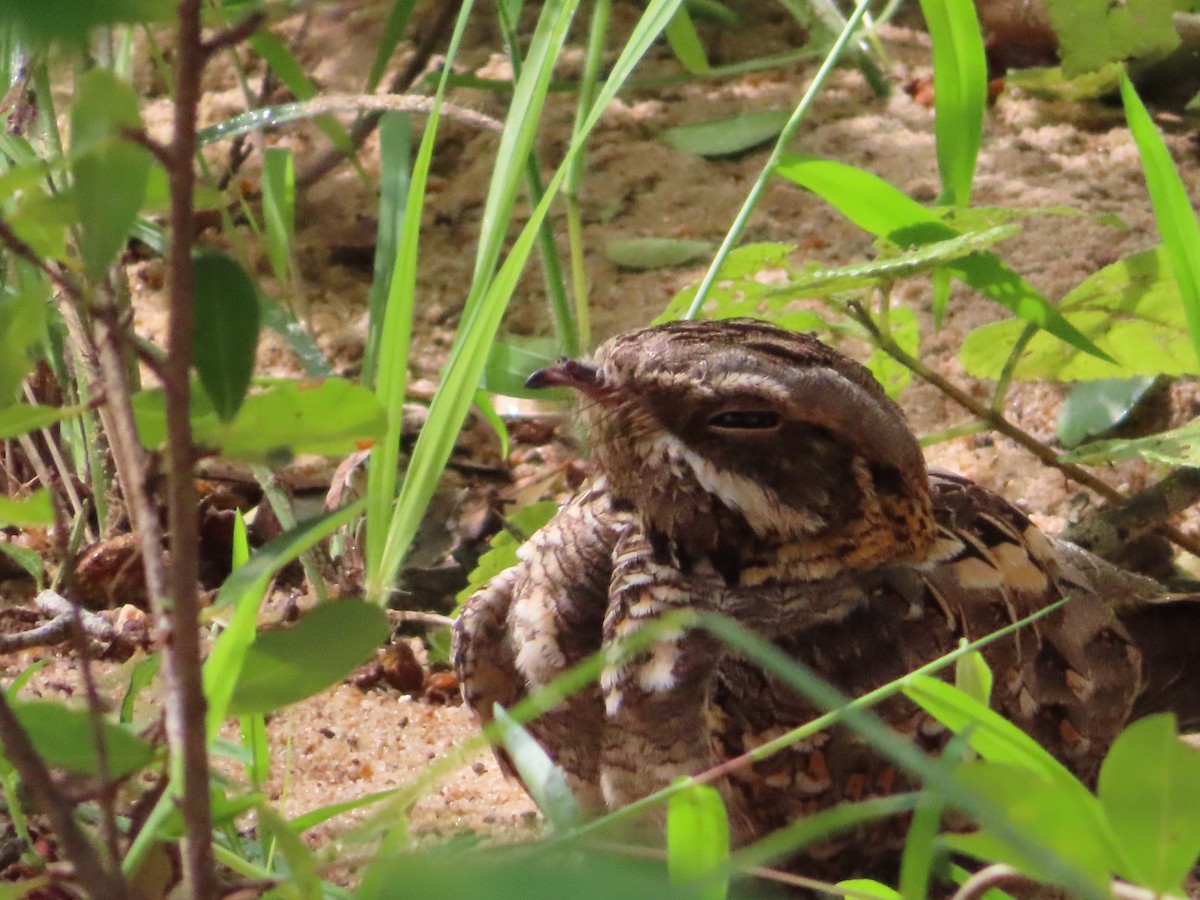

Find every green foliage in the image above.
[667,782,730,900]
[228,599,390,715]
[0,490,53,527]
[69,69,152,279]
[0,287,48,406]
[131,377,386,464]
[660,109,790,157]
[5,700,155,778]
[1057,376,1160,447]
[192,251,262,421]
[1044,0,1200,76]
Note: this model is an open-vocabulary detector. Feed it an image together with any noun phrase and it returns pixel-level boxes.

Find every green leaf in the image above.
[192,251,262,421]
[455,501,560,609]
[0,490,53,527]
[69,70,152,278]
[131,377,386,464]
[8,700,154,778]
[493,704,583,830]
[667,781,729,900]
[1121,72,1200,371]
[0,0,172,43]
[837,880,901,900]
[960,246,1197,380]
[1057,376,1160,448]
[367,0,419,92]
[953,644,993,708]
[1064,416,1200,467]
[1097,714,1200,891]
[0,402,84,440]
[661,109,790,158]
[0,543,43,586]
[919,0,986,206]
[663,6,710,73]
[944,761,1113,890]
[203,500,365,742]
[1044,0,1185,77]
[775,155,1112,363]
[228,599,389,715]
[605,236,714,271]
[0,288,48,407]
[903,676,1076,784]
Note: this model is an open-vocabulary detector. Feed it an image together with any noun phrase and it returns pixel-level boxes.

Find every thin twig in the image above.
[164,1,217,895]
[200,12,267,58]
[854,308,1200,559]
[387,609,455,629]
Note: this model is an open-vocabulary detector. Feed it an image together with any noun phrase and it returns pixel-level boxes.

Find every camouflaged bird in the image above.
[452,318,1200,871]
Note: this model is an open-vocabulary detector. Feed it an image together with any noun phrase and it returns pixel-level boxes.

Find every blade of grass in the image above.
[682,0,875,320]
[364,0,475,592]
[360,111,410,388]
[368,0,686,600]
[1120,72,1200,369]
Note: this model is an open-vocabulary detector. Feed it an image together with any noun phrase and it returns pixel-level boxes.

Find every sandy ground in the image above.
[5,0,1200,877]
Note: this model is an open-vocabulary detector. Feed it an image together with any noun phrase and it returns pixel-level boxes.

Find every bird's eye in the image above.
[708,410,781,431]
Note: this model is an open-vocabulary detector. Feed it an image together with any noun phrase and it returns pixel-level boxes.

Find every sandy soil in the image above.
[5,0,1200,879]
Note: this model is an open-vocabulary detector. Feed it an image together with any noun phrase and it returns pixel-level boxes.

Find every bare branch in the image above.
[201,12,267,58]
[164,0,217,894]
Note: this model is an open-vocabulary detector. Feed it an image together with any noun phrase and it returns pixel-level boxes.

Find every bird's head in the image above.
[528,319,936,583]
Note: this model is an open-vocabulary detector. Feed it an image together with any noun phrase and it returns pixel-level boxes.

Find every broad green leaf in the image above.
[837,880,900,899]
[667,781,729,900]
[604,236,713,270]
[0,288,48,407]
[0,543,43,585]
[228,599,389,715]
[1044,0,1188,77]
[192,251,261,421]
[903,675,1076,784]
[1057,377,1160,448]
[663,6,710,73]
[1097,714,1200,891]
[960,246,1196,380]
[0,402,84,439]
[944,761,1113,890]
[131,377,386,464]
[1121,72,1200,371]
[70,70,152,278]
[204,500,366,742]
[0,490,53,527]
[493,704,583,830]
[0,0,172,43]
[919,0,986,207]
[775,155,1111,362]
[661,109,790,158]
[455,500,560,609]
[7,700,154,777]
[6,190,74,261]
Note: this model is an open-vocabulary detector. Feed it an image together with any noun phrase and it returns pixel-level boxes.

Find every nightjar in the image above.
[452,317,1200,872]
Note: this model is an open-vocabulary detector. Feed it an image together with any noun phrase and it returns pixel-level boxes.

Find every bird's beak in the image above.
[525,359,603,394]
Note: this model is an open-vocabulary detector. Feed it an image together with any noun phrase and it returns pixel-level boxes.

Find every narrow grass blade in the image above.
[919,0,985,207]
[1120,72,1200,369]
[260,146,295,284]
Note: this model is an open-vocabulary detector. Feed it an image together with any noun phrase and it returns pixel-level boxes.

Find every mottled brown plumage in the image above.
[453,318,1200,873]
